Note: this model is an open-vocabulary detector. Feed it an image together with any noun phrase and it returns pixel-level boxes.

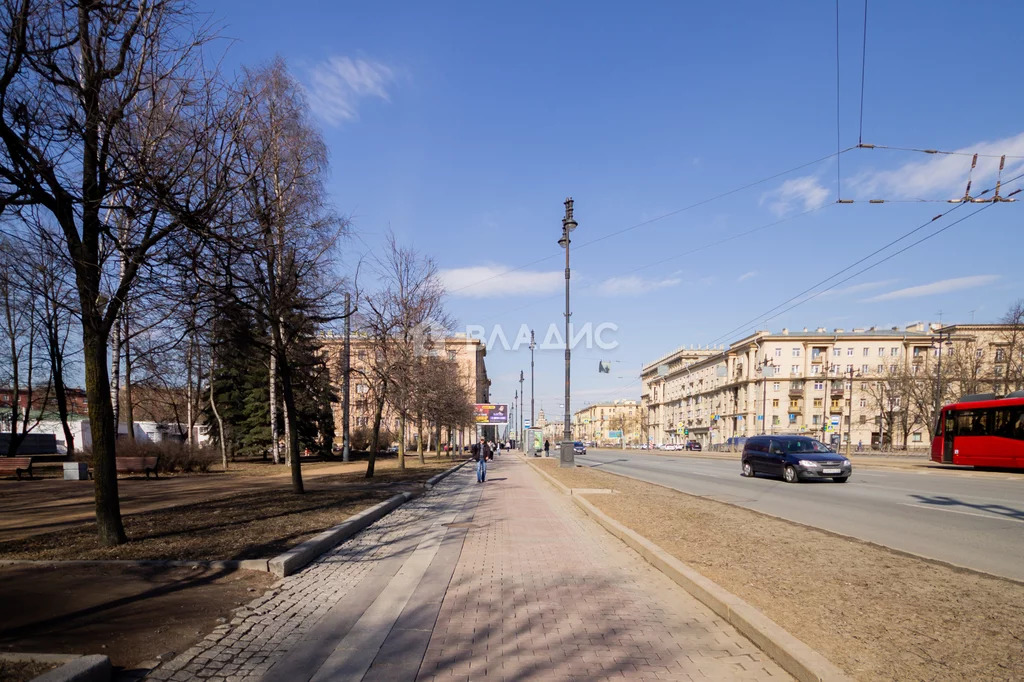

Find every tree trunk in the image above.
[278,349,304,493]
[123,312,135,442]
[417,412,425,464]
[110,312,121,433]
[367,388,386,478]
[398,412,406,470]
[209,354,227,470]
[185,338,193,449]
[83,327,126,546]
[269,350,280,464]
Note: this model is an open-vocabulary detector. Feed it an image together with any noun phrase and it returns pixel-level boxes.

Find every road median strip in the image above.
[521,455,852,682]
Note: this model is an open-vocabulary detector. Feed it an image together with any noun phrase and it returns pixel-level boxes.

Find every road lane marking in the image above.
[901,503,1024,524]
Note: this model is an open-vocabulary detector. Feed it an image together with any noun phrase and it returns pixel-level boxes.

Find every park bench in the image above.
[115,456,160,479]
[0,456,35,480]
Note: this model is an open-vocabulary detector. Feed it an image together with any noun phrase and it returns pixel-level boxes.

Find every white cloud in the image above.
[866,275,999,302]
[737,271,757,283]
[440,265,562,298]
[850,132,1024,200]
[762,176,830,216]
[596,275,682,296]
[819,279,898,297]
[304,56,395,126]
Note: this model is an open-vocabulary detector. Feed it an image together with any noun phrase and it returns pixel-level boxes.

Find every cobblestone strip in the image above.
[144,465,477,682]
[417,457,792,681]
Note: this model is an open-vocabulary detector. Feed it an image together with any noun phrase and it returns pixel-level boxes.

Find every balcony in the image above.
[830,387,845,396]
[788,388,805,397]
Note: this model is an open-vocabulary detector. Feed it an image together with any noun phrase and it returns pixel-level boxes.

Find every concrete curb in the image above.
[0,653,112,682]
[0,558,269,571]
[425,458,470,488]
[521,458,852,682]
[266,492,413,577]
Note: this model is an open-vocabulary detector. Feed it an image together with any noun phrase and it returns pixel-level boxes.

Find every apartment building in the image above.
[573,399,642,446]
[320,332,490,449]
[641,323,1021,451]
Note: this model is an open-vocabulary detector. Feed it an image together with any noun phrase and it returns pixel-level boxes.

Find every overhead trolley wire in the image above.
[858,0,869,145]
[703,171,1024,348]
[835,0,843,200]
[445,149,853,295]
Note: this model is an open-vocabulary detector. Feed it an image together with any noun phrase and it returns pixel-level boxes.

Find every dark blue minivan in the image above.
[741,435,852,483]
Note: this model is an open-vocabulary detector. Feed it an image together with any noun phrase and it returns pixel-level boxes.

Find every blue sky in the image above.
[214,1,1024,418]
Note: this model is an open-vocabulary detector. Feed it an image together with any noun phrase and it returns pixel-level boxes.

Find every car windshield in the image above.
[784,439,831,453]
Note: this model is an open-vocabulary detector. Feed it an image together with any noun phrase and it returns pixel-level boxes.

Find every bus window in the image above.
[944,413,956,437]
[956,409,990,436]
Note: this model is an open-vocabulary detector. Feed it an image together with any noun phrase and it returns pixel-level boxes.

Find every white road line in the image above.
[901,503,1024,524]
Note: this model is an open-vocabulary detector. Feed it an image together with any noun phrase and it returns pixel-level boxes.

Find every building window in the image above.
[356,384,369,395]
[772,399,780,408]
[976,348,984,359]
[793,348,801,357]
[861,364,869,374]
[814,381,824,390]
[448,350,457,361]
[890,364,897,373]
[813,398,823,408]
[995,365,1004,377]
[859,398,867,407]
[773,415,780,425]
[791,365,800,375]
[912,432,922,443]
[812,415,821,425]
[891,347,900,357]
[878,347,885,357]
[913,347,924,358]
[846,364,853,373]
[859,415,867,423]
[833,348,842,357]
[831,399,840,409]
[789,399,799,409]
[863,348,869,357]
[877,364,884,373]
[995,348,1006,362]
[789,413,798,423]
[847,348,854,356]
[774,348,782,357]
[773,381,780,392]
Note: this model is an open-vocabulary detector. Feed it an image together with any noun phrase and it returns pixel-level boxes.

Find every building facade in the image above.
[641,323,1022,452]
[321,332,490,450]
[573,400,642,446]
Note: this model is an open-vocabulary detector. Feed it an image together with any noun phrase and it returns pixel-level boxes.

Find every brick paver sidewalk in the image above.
[147,455,789,681]
[415,456,788,681]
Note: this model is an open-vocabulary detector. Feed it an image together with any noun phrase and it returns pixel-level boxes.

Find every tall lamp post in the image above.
[932,329,953,427]
[529,331,536,429]
[559,197,578,468]
[844,367,861,457]
[759,357,777,435]
[519,370,525,451]
[822,363,838,445]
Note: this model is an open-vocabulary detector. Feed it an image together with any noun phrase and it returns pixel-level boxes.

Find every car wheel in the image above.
[833,476,849,483]
[784,465,799,483]
[742,461,754,477]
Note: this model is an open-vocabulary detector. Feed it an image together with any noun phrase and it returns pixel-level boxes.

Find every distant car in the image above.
[684,440,702,451]
[741,435,851,483]
[386,444,398,454]
[573,441,587,455]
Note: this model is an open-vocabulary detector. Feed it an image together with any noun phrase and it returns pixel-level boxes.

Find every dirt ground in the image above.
[0,457,457,674]
[0,564,275,673]
[532,458,1024,682]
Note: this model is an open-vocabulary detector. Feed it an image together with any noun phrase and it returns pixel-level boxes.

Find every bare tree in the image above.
[0,1,243,545]
[360,234,449,475]
[999,300,1024,393]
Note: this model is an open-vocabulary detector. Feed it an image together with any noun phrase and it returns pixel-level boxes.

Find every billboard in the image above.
[474,403,509,424]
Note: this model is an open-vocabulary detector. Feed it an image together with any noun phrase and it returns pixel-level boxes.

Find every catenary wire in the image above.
[704,171,1024,347]
[858,0,868,145]
[446,149,854,295]
[836,0,843,199]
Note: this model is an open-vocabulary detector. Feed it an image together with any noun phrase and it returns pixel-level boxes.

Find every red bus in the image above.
[931,392,1024,469]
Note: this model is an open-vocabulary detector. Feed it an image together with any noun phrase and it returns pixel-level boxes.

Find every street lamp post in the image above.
[519,370,525,451]
[759,357,777,435]
[529,330,536,429]
[559,197,577,468]
[844,367,860,457]
[932,329,953,427]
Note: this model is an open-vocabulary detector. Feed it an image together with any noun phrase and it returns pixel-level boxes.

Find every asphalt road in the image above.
[575,449,1024,582]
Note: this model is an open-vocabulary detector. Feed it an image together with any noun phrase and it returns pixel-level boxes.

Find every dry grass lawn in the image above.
[0,459,453,561]
[531,458,1024,682]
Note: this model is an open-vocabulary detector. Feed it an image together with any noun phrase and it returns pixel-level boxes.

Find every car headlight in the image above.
[842,460,851,467]
[798,460,819,467]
